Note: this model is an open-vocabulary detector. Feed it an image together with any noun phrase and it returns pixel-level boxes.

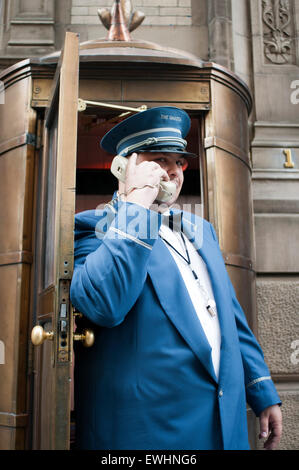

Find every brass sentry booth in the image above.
[0,4,254,450]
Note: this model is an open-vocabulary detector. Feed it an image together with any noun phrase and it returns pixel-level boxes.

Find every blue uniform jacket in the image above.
[70,197,281,450]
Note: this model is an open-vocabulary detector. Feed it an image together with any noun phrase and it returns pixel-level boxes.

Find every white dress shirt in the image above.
[159,222,221,380]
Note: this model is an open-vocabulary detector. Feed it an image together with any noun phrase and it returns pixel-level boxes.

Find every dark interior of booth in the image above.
[71,109,203,448]
[75,109,202,214]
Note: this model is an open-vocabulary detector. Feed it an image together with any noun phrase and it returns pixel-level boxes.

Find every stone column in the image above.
[207,0,234,70]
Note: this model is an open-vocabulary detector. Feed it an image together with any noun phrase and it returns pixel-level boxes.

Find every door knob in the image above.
[73,329,95,348]
[31,325,54,346]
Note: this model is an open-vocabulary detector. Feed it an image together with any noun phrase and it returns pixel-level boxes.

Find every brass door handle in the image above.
[73,329,95,348]
[31,325,54,346]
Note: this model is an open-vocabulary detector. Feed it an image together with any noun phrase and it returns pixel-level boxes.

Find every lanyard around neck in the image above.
[160,232,199,280]
[160,231,217,317]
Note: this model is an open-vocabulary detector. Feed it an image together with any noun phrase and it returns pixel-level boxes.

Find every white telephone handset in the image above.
[111,155,176,203]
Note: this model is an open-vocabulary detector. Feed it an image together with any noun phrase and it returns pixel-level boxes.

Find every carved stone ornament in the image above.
[262,0,294,64]
[98,0,145,34]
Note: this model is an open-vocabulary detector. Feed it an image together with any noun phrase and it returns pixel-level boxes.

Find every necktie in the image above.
[161,211,182,232]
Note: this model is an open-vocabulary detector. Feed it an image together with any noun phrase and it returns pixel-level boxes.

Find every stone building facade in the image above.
[0,0,298,450]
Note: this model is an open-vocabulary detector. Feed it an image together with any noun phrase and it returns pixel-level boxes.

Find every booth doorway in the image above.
[70,108,205,447]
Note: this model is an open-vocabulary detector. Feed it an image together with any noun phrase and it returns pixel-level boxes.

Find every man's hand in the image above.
[259,404,282,450]
[124,153,169,208]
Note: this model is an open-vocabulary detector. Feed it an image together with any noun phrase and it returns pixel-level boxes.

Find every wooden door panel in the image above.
[31,32,79,450]
[39,328,55,449]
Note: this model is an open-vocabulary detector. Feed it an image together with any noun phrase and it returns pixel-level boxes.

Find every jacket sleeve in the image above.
[70,202,161,328]
[209,223,281,416]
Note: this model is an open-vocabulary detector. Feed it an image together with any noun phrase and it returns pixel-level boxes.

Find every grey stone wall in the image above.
[68,0,206,59]
[71,0,192,26]
[249,0,299,450]
[256,279,299,377]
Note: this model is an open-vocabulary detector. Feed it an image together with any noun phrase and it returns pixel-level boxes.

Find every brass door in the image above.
[30,32,79,450]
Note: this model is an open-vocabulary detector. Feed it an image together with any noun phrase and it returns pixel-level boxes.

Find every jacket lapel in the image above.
[147,236,218,384]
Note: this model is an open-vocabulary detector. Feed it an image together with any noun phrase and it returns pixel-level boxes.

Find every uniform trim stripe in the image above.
[246,376,271,388]
[109,227,152,250]
[116,127,182,150]
[119,136,186,156]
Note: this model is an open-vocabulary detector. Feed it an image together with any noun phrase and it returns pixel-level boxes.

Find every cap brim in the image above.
[136,147,197,158]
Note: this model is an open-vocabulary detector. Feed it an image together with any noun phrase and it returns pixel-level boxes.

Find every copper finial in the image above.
[108,0,131,41]
[98,1,145,38]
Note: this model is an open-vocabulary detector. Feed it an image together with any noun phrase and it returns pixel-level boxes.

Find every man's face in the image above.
[136,152,188,206]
